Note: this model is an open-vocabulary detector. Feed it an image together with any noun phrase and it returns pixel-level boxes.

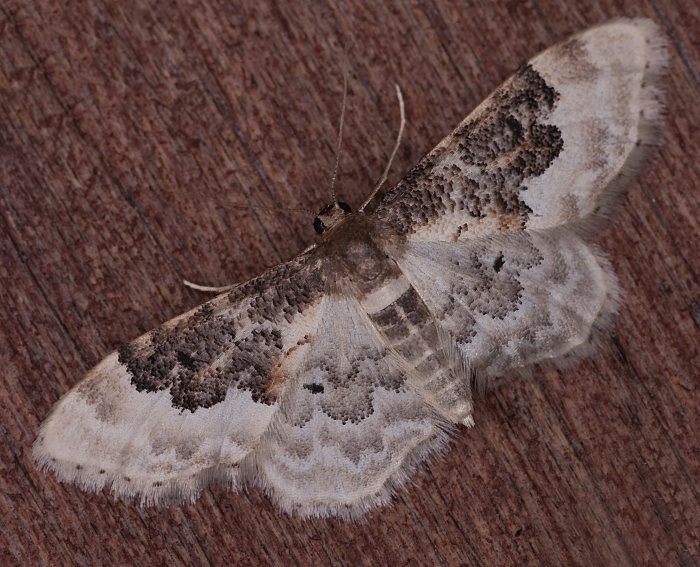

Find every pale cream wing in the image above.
[384,230,619,380]
[34,19,668,517]
[375,18,667,240]
[251,293,451,519]
[522,19,667,231]
[373,18,666,378]
[33,255,325,504]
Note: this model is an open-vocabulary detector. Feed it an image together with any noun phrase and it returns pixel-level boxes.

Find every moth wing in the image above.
[385,230,619,381]
[522,18,667,231]
[375,18,667,239]
[251,293,451,519]
[373,19,666,377]
[33,256,325,504]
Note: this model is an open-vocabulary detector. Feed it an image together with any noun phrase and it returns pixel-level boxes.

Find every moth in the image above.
[34,18,667,519]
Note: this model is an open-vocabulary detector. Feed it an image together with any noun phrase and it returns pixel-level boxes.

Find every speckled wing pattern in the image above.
[376,18,667,382]
[34,19,667,518]
[34,257,326,504]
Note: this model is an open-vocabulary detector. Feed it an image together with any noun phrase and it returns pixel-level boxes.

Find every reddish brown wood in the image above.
[1,1,698,565]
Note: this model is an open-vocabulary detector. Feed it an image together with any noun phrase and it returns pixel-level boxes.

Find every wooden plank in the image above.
[1,1,697,565]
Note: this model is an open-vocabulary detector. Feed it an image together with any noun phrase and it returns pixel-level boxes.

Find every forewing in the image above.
[33,255,325,504]
[251,293,450,519]
[375,18,667,239]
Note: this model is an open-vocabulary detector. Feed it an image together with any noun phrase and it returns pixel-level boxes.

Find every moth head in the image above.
[313,202,352,235]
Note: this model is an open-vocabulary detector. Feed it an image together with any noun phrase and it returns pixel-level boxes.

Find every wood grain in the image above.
[1,1,698,565]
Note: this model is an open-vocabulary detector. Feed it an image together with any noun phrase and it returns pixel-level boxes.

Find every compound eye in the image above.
[313,217,326,234]
[338,202,352,213]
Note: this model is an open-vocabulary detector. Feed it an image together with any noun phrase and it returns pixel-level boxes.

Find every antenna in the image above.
[183,280,235,293]
[360,84,405,212]
[328,68,349,205]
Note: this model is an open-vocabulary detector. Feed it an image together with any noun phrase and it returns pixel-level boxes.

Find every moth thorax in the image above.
[313,202,352,234]
[341,238,403,295]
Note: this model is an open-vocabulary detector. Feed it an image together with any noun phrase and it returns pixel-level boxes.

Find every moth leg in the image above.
[182,279,236,293]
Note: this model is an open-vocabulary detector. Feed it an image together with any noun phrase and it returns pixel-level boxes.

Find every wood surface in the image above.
[1,1,698,565]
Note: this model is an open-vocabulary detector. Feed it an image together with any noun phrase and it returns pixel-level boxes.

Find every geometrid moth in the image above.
[34,19,667,519]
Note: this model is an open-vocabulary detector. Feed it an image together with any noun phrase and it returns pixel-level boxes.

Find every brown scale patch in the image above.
[545,247,571,286]
[334,434,385,466]
[581,120,616,171]
[369,287,437,364]
[119,257,325,412]
[558,194,582,224]
[430,238,545,345]
[376,65,563,235]
[266,333,313,398]
[231,257,325,325]
[77,377,123,425]
[295,346,407,426]
[174,439,200,461]
[371,288,431,342]
[551,37,600,84]
[460,251,524,320]
[119,304,235,411]
[317,213,405,298]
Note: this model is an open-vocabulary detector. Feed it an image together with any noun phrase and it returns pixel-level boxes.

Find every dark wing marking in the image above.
[252,293,449,519]
[374,19,667,241]
[118,256,325,410]
[34,254,326,504]
[372,18,666,380]
[375,64,562,239]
